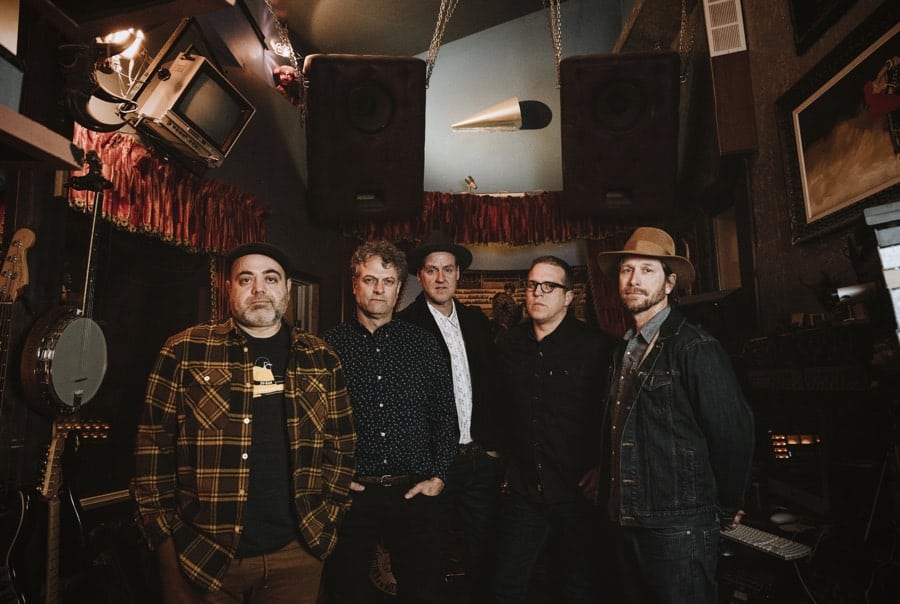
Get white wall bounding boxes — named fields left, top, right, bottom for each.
left=419, top=0, right=623, bottom=194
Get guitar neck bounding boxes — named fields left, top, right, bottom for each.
left=0, top=301, right=12, bottom=411
left=43, top=498, right=60, bottom=604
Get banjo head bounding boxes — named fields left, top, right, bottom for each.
left=22, top=307, right=109, bottom=415
left=46, top=316, right=108, bottom=410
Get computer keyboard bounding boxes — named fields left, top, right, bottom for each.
left=721, top=524, right=812, bottom=561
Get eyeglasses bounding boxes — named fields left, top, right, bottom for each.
left=525, top=280, right=569, bottom=294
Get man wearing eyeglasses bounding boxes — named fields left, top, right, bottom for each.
left=493, top=256, right=617, bottom=603
left=323, top=240, right=458, bottom=603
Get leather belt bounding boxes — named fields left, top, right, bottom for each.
left=355, top=474, right=418, bottom=487
left=457, top=442, right=482, bottom=457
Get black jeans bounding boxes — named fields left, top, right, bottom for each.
left=323, top=484, right=443, bottom=604
left=492, top=491, right=601, bottom=604
left=613, top=520, right=720, bottom=604
left=437, top=448, right=503, bottom=603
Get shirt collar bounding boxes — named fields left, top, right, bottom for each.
left=426, top=298, right=459, bottom=328
left=623, top=305, right=671, bottom=344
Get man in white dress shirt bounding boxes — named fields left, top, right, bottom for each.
left=398, top=231, right=503, bottom=603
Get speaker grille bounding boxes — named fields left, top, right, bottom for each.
left=560, top=52, right=680, bottom=219
left=304, top=54, right=426, bottom=224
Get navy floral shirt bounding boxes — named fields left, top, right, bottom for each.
left=324, top=317, right=458, bottom=480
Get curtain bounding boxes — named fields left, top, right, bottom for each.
left=68, top=124, right=268, bottom=254
left=351, top=191, right=635, bottom=245
left=352, top=190, right=631, bottom=335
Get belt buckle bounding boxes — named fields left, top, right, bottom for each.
left=379, top=474, right=392, bottom=487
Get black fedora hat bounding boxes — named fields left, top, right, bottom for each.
left=406, top=231, right=473, bottom=273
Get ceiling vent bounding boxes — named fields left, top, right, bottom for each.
left=703, top=0, right=748, bottom=56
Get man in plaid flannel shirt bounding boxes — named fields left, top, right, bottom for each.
left=131, top=242, right=356, bottom=603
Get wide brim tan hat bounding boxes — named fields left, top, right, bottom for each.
left=596, top=227, right=695, bottom=286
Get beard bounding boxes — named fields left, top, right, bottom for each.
left=622, top=283, right=668, bottom=315
left=233, top=296, right=287, bottom=329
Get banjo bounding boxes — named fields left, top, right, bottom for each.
left=21, top=151, right=109, bottom=416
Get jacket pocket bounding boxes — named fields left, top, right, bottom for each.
left=639, top=371, right=674, bottom=415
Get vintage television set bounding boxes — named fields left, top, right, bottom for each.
left=120, top=52, right=254, bottom=167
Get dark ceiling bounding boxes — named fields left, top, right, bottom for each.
left=283, top=0, right=558, bottom=56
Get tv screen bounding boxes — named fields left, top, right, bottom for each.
left=121, top=53, right=255, bottom=167
left=173, top=63, right=251, bottom=154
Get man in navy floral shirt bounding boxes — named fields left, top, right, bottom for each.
left=323, top=240, right=457, bottom=603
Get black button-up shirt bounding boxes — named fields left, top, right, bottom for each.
left=498, top=315, right=616, bottom=505
left=324, top=318, right=458, bottom=480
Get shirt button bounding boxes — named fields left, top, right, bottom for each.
left=243, top=417, right=251, bottom=424
left=241, top=453, right=249, bottom=460
left=380, top=432, right=386, bottom=437
left=234, top=526, right=242, bottom=533
left=379, top=403, right=384, bottom=408
left=243, top=346, right=248, bottom=353
left=383, top=459, right=388, bottom=464
left=203, top=375, right=210, bottom=382
left=377, top=375, right=382, bottom=381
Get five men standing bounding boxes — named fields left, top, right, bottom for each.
left=134, top=230, right=755, bottom=603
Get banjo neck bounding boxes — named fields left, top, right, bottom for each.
left=73, top=152, right=109, bottom=320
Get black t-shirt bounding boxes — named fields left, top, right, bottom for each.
left=235, top=325, right=298, bottom=557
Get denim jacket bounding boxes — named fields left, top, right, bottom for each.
left=601, top=307, right=754, bottom=527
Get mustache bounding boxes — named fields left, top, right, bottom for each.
left=624, top=288, right=649, bottom=295
left=247, top=295, right=275, bottom=305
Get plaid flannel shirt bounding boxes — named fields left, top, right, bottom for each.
left=130, top=319, right=356, bottom=592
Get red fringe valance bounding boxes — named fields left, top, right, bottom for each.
left=67, top=124, right=268, bottom=254
left=351, top=191, right=632, bottom=246
left=350, top=190, right=635, bottom=337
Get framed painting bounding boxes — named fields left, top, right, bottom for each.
left=776, top=2, right=900, bottom=243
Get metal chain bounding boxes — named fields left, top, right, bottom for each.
left=542, top=0, right=563, bottom=88
left=678, top=0, right=695, bottom=83
left=265, top=0, right=300, bottom=73
left=209, top=254, right=218, bottom=321
left=425, top=0, right=460, bottom=88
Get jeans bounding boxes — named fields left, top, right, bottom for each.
left=438, top=448, right=503, bottom=603
left=492, top=491, right=600, bottom=604
left=323, top=484, right=443, bottom=604
left=614, top=520, right=720, bottom=604
left=202, top=540, right=323, bottom=604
